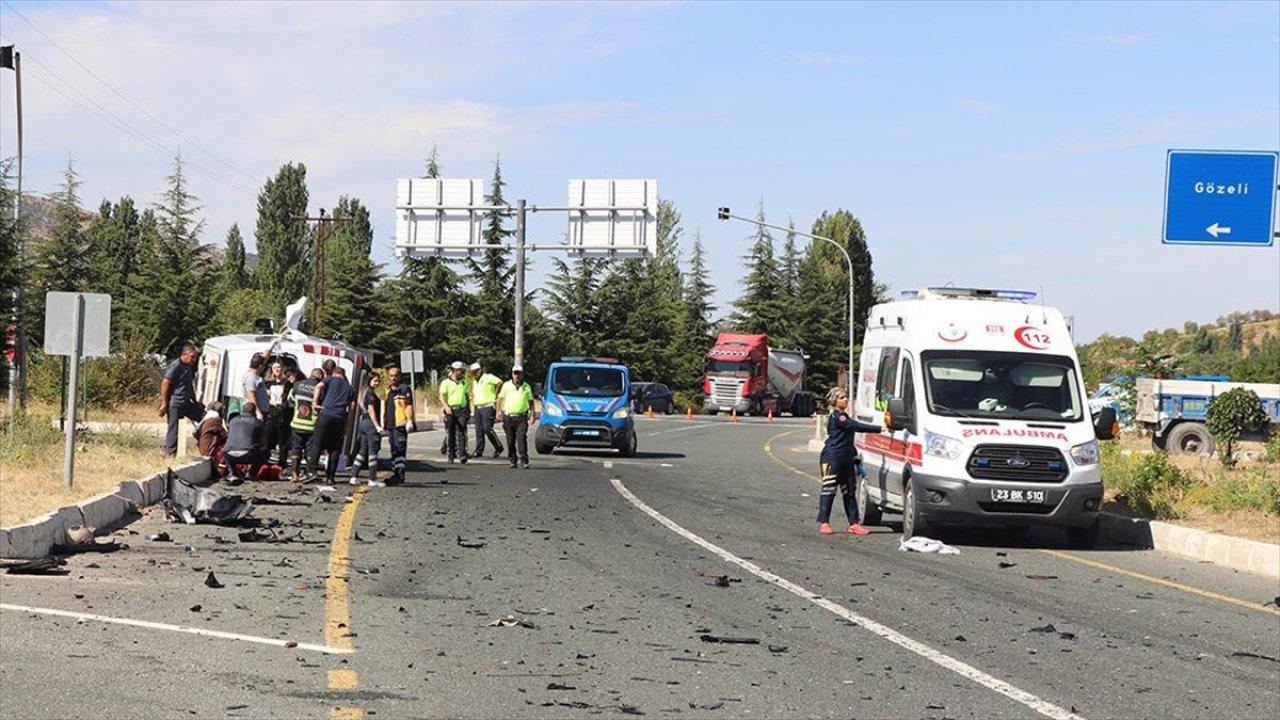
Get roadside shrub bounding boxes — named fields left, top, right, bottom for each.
left=672, top=390, right=703, bottom=415
left=1110, top=452, right=1194, bottom=518
left=1265, top=432, right=1280, bottom=464
left=25, top=338, right=163, bottom=411
left=1185, top=467, right=1280, bottom=515
left=1206, top=388, right=1268, bottom=468
left=0, top=411, right=63, bottom=469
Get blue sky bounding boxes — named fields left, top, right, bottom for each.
left=1, top=1, right=1277, bottom=341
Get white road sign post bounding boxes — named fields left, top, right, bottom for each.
left=395, top=178, right=657, bottom=368
left=400, top=349, right=424, bottom=391
left=44, top=291, right=111, bottom=488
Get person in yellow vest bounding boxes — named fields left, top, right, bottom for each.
left=470, top=361, right=505, bottom=459
left=496, top=364, right=537, bottom=469
left=438, top=361, right=472, bottom=463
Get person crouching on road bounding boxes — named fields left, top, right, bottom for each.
left=496, top=365, right=536, bottom=469
left=196, top=401, right=228, bottom=476
left=384, top=366, right=415, bottom=483
left=308, top=360, right=356, bottom=483
left=225, top=402, right=267, bottom=485
left=470, top=361, right=505, bottom=459
left=349, top=373, right=385, bottom=487
left=439, top=361, right=471, bottom=464
left=818, top=387, right=881, bottom=536
left=288, top=368, right=323, bottom=482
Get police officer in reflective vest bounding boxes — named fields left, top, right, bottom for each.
left=384, top=366, right=415, bottom=482
left=470, top=361, right=504, bottom=459
left=496, top=364, right=537, bottom=469
left=439, top=361, right=472, bottom=463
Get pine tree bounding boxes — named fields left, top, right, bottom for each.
left=131, top=154, right=215, bottom=356
left=731, top=201, right=785, bottom=335
left=220, top=223, right=250, bottom=292
left=29, top=159, right=91, bottom=345
left=544, top=256, right=607, bottom=352
left=254, top=163, right=310, bottom=318
left=793, top=208, right=876, bottom=388
left=86, top=197, right=141, bottom=303
left=682, top=231, right=715, bottom=345
left=1227, top=321, right=1244, bottom=352
left=466, top=157, right=516, bottom=366
left=320, top=196, right=382, bottom=347
left=781, top=217, right=799, bottom=297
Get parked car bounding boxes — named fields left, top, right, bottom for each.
left=632, top=382, right=676, bottom=414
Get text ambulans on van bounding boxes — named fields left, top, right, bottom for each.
left=852, top=288, right=1117, bottom=548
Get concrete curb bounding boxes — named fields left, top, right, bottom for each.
left=0, top=460, right=210, bottom=560
left=1099, top=512, right=1280, bottom=579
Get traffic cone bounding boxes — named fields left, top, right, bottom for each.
left=731, top=409, right=738, bottom=423
left=645, top=405, right=654, bottom=419
left=685, top=407, right=692, bottom=421
left=767, top=409, right=774, bottom=423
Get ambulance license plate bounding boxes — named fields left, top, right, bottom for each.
left=990, top=488, right=1046, bottom=504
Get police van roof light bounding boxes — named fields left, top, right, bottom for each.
left=920, top=287, right=1037, bottom=301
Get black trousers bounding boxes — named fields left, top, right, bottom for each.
left=817, top=459, right=859, bottom=525
left=264, top=412, right=291, bottom=461
left=307, top=413, right=347, bottom=479
left=288, top=429, right=313, bottom=476
left=473, top=405, right=503, bottom=455
left=503, top=414, right=529, bottom=464
left=445, top=407, right=469, bottom=460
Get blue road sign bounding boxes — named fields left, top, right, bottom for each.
left=1163, top=150, right=1278, bottom=246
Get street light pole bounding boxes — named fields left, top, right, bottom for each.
left=717, top=207, right=857, bottom=393
left=513, top=199, right=527, bottom=369
left=2, top=46, right=25, bottom=412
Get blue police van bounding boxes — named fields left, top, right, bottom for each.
left=535, top=357, right=637, bottom=456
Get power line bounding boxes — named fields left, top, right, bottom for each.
left=21, top=54, right=257, bottom=195
left=22, top=68, right=256, bottom=197
left=2, top=0, right=260, bottom=185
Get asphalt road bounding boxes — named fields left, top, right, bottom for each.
left=2, top=415, right=1278, bottom=719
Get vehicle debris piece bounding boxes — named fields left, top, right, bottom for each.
left=488, top=615, right=537, bottom=629
left=699, top=634, right=760, bottom=644
left=698, top=701, right=724, bottom=710
left=165, top=471, right=253, bottom=525
left=204, top=571, right=225, bottom=589
left=64, top=524, right=96, bottom=545
left=546, top=682, right=576, bottom=690
left=1, top=557, right=67, bottom=575
left=1029, top=624, right=1057, bottom=633
left=456, top=535, right=486, bottom=549
left=1025, top=574, right=1059, bottom=580
left=1231, top=651, right=1279, bottom=663
left=899, top=536, right=960, bottom=554
left=997, top=562, right=1017, bottom=569
left=148, top=532, right=171, bottom=542
left=767, top=645, right=788, bottom=653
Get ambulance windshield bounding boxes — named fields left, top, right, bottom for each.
left=921, top=351, right=1083, bottom=422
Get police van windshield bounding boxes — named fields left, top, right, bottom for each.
left=705, top=360, right=755, bottom=377
left=921, top=351, right=1083, bottom=422
left=552, top=367, right=626, bottom=398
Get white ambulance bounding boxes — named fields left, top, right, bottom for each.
left=852, top=288, right=1117, bottom=548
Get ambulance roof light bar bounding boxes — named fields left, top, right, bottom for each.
left=910, top=287, right=1038, bottom=301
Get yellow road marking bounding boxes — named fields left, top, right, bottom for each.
left=1037, top=549, right=1280, bottom=616
left=326, top=485, right=369, bottom=650
left=328, top=669, right=359, bottom=691
left=330, top=708, right=364, bottom=720
left=763, top=429, right=1279, bottom=616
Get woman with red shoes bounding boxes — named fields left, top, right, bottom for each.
left=818, top=388, right=881, bottom=536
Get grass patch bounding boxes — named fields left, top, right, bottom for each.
left=0, top=411, right=182, bottom=528
left=1101, top=435, right=1280, bottom=543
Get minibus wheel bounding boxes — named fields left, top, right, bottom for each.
left=902, top=477, right=927, bottom=540
left=855, top=472, right=882, bottom=527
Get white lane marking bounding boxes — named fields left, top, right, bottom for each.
left=644, top=422, right=726, bottom=437
left=610, top=478, right=1085, bottom=720
left=0, top=603, right=352, bottom=655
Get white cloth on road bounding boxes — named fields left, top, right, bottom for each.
left=899, top=536, right=960, bottom=555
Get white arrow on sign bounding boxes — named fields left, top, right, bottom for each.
left=1206, top=222, right=1232, bottom=238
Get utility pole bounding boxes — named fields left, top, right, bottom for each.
left=718, top=207, right=857, bottom=392
left=513, top=199, right=527, bottom=368
left=2, top=45, right=25, bottom=413
left=293, top=209, right=350, bottom=334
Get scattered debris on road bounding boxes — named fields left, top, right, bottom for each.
left=899, top=536, right=960, bottom=555
left=456, top=535, right=486, bottom=549
left=1, top=557, right=67, bottom=575
left=165, top=471, right=253, bottom=525
left=204, top=571, right=224, bottom=589
left=699, top=634, right=760, bottom=644
left=488, top=615, right=537, bottom=629
left=147, top=532, right=171, bottom=542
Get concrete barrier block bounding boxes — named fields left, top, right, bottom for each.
left=76, top=492, right=133, bottom=534
left=0, top=520, right=55, bottom=559
left=139, top=473, right=167, bottom=506
left=116, top=481, right=146, bottom=507
left=172, top=460, right=212, bottom=487
left=46, top=506, right=86, bottom=547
